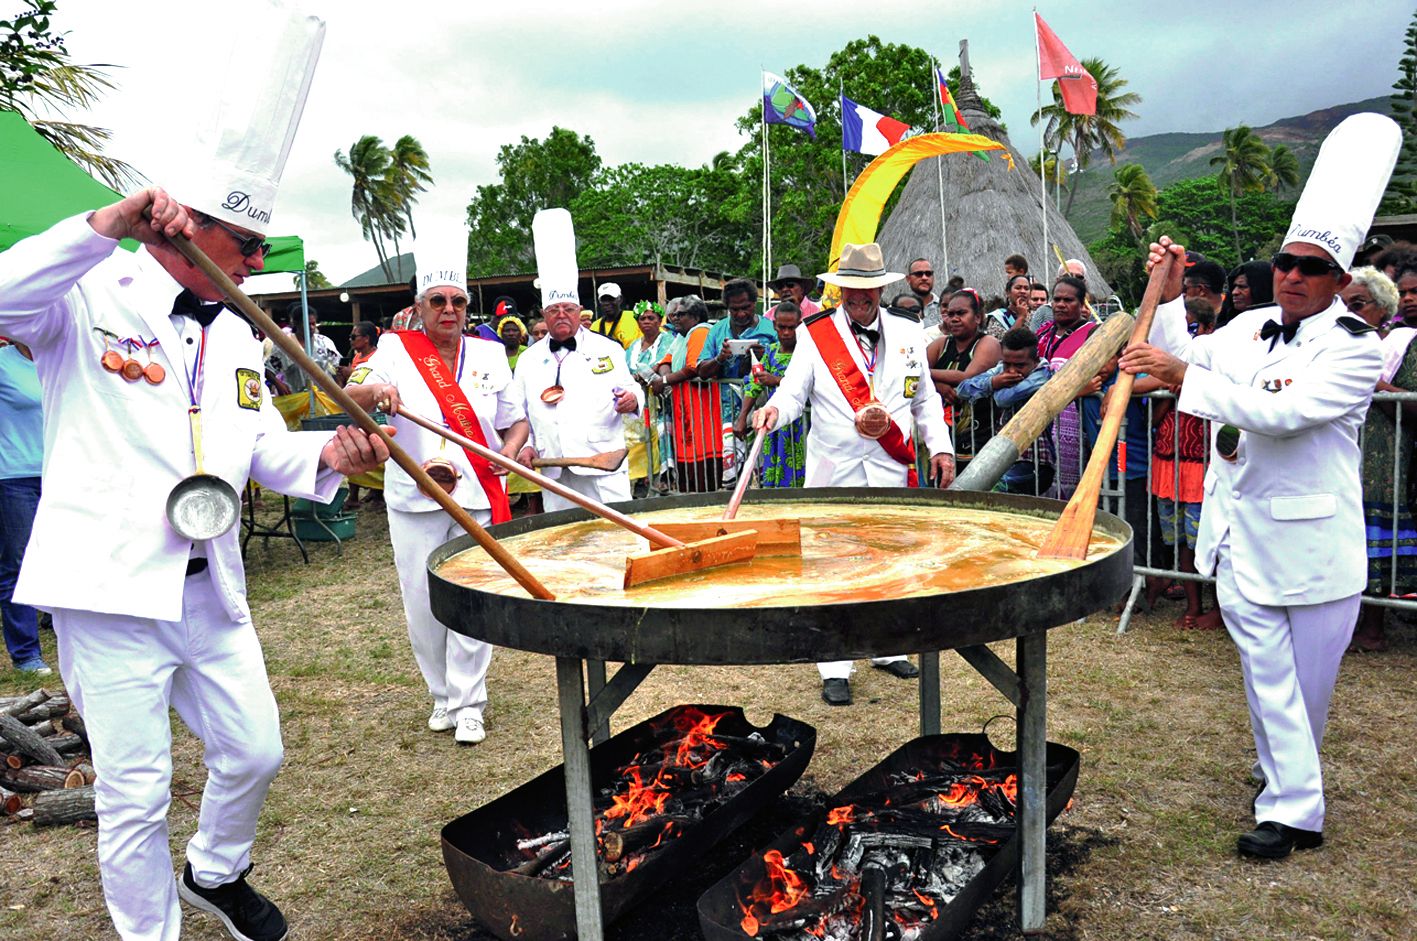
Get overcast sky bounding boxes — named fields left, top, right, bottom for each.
left=48, top=0, right=1412, bottom=288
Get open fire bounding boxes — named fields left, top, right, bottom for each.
left=706, top=736, right=1079, bottom=941
left=506, top=707, right=794, bottom=882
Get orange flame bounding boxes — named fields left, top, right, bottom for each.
left=913, top=888, right=939, bottom=920
left=826, top=805, right=855, bottom=826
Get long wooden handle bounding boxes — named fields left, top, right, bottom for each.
left=1037, top=254, right=1176, bottom=559
left=394, top=406, right=685, bottom=549
left=724, top=429, right=768, bottom=520
left=165, top=232, right=556, bottom=600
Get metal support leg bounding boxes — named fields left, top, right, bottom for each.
left=586, top=659, right=609, bottom=745
left=918, top=651, right=940, bottom=736
left=1016, top=632, right=1047, bottom=935
left=555, top=656, right=605, bottom=941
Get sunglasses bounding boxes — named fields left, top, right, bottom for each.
left=1271, top=252, right=1342, bottom=278
left=909, top=270, right=934, bottom=278
left=427, top=293, right=469, bottom=311
left=207, top=215, right=271, bottom=258
left=1344, top=296, right=1374, bottom=312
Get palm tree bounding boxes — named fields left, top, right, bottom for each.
left=4, top=59, right=141, bottom=189
left=294, top=259, right=331, bottom=290
left=1031, top=57, right=1142, bottom=215
left=1108, top=163, right=1158, bottom=241
left=1029, top=152, right=1069, bottom=209
left=1210, top=125, right=1271, bottom=258
left=1267, top=144, right=1301, bottom=194
left=385, top=135, right=433, bottom=240
left=334, top=135, right=397, bottom=279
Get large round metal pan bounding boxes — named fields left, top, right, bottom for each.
left=427, top=488, right=1132, bottom=666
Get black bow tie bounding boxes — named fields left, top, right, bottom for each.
left=549, top=336, right=577, bottom=353
left=172, top=289, right=224, bottom=328
left=1259, top=319, right=1300, bottom=350
left=850, top=321, right=880, bottom=347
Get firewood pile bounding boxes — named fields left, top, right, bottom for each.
left=0, top=688, right=97, bottom=827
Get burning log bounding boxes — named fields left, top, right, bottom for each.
left=511, top=840, right=570, bottom=878
left=32, top=785, right=96, bottom=826
left=860, top=864, right=886, bottom=941
left=516, top=830, right=568, bottom=851
left=1, top=689, right=50, bottom=718
left=602, top=815, right=694, bottom=863
left=0, top=714, right=64, bottom=767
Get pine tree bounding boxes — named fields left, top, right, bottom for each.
left=1379, top=10, right=1417, bottom=215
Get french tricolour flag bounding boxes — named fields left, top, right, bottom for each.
left=840, top=94, right=912, bottom=156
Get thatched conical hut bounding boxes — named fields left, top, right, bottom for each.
left=875, top=51, right=1113, bottom=304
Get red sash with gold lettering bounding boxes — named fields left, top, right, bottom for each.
left=396, top=331, right=511, bottom=523
left=805, top=314, right=918, bottom=484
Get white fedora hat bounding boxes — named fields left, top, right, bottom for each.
left=819, top=243, right=902, bottom=289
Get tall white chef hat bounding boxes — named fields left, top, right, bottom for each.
left=413, top=212, right=468, bottom=296
left=1283, top=113, right=1401, bottom=270
left=533, top=208, right=580, bottom=308
left=165, top=0, right=324, bottom=234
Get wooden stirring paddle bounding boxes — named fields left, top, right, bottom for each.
left=1037, top=252, right=1176, bottom=560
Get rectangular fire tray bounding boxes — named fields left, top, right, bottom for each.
left=697, top=733, right=1079, bottom=941
left=442, top=704, right=817, bottom=941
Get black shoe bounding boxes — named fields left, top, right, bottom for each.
left=821, top=678, right=852, bottom=706
left=872, top=659, right=920, bottom=679
left=179, top=863, right=288, bottom=941
left=1236, top=821, right=1323, bottom=860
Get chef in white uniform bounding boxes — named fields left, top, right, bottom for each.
left=0, top=10, right=389, bottom=940
left=345, top=219, right=528, bottom=745
left=1120, top=113, right=1401, bottom=860
left=753, top=242, right=954, bottom=706
left=515, top=209, right=640, bottom=512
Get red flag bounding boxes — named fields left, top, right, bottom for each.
left=1034, top=12, right=1097, bottom=116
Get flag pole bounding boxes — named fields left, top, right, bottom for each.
left=1034, top=8, right=1049, bottom=284
left=931, top=57, right=950, bottom=281
left=839, top=78, right=849, bottom=200
left=760, top=70, right=768, bottom=301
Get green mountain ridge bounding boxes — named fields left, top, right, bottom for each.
left=1063, top=95, right=1394, bottom=243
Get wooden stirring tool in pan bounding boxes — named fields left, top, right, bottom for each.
left=159, top=229, right=557, bottom=600
left=392, top=406, right=760, bottom=588
left=1037, top=252, right=1175, bottom=560
left=651, top=426, right=802, bottom=553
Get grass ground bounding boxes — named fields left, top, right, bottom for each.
left=1, top=503, right=1413, bottom=940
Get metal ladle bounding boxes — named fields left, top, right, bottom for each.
left=165, top=404, right=241, bottom=540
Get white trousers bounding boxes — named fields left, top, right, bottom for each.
left=388, top=506, right=493, bottom=719
left=1214, top=544, right=1357, bottom=831
left=53, top=575, right=283, bottom=941
left=817, top=656, right=909, bottom=680
left=542, top=470, right=632, bottom=514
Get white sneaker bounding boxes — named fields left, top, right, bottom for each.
left=455, top=713, right=486, bottom=744
left=428, top=705, right=455, bottom=732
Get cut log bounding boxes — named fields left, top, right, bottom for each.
left=35, top=720, right=59, bottom=738
left=1, top=785, right=22, bottom=816
left=1, top=688, right=51, bottom=718
left=49, top=734, right=84, bottom=756
left=16, top=698, right=71, bottom=725
left=69, top=762, right=97, bottom=786
left=0, top=764, right=74, bottom=792
left=511, top=839, right=569, bottom=877
left=33, top=785, right=96, bottom=826
left=4, top=753, right=22, bottom=770
left=0, top=714, right=64, bottom=766
left=601, top=815, right=694, bottom=863
left=60, top=713, right=89, bottom=751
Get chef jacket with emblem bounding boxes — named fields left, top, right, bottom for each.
left=766, top=306, right=952, bottom=486
left=0, top=213, right=343, bottom=623
left=353, top=332, right=524, bottom=512
left=1148, top=295, right=1381, bottom=606
left=514, top=327, right=642, bottom=478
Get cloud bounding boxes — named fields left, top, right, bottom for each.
left=45, top=0, right=1411, bottom=286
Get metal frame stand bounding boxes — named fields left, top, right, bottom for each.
left=549, top=634, right=1052, bottom=940
left=240, top=482, right=309, bottom=563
